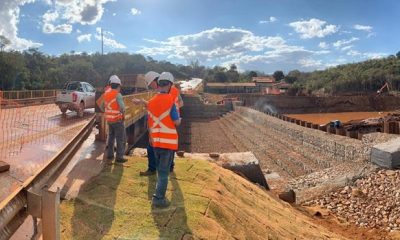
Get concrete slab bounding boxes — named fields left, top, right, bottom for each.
left=371, top=137, right=400, bottom=169
left=218, top=152, right=270, bottom=190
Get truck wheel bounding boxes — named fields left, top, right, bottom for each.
left=77, top=102, right=84, bottom=117
left=60, top=107, right=67, bottom=114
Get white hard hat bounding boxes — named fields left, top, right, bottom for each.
left=158, top=72, right=174, bottom=84
left=109, top=75, right=121, bottom=85
left=144, top=71, right=160, bottom=86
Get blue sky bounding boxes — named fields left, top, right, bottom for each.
left=1, top=0, right=399, bottom=73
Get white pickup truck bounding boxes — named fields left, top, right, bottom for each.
left=56, top=81, right=96, bottom=117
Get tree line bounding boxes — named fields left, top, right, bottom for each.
left=0, top=47, right=266, bottom=91
left=283, top=52, right=400, bottom=95
left=1, top=39, right=400, bottom=95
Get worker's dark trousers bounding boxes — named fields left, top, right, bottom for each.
left=107, top=121, right=126, bottom=160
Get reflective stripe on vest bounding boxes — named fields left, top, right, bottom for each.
left=104, top=90, right=123, bottom=123
left=147, top=94, right=178, bottom=150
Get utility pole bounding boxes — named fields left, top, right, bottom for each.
left=101, top=28, right=104, bottom=55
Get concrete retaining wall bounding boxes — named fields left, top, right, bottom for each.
left=233, top=94, right=400, bottom=114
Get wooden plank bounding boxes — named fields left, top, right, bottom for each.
left=0, top=161, right=10, bottom=173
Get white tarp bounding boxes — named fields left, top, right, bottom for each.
left=179, top=78, right=203, bottom=91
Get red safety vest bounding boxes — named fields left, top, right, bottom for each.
left=104, top=89, right=123, bottom=123
left=147, top=94, right=178, bottom=150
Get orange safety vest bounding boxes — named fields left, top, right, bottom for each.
left=147, top=94, right=178, bottom=150
left=169, top=85, right=181, bottom=110
left=104, top=89, right=124, bottom=123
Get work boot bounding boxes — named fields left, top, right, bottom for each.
left=115, top=158, right=128, bottom=164
left=140, top=170, right=156, bottom=176
left=152, top=197, right=170, bottom=208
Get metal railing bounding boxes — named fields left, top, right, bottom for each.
left=123, top=92, right=155, bottom=126
left=0, top=116, right=96, bottom=240
left=1, top=90, right=59, bottom=100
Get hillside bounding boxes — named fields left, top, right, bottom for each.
left=288, top=55, right=400, bottom=94
left=60, top=157, right=347, bottom=239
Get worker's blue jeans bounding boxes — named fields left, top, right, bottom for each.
left=147, top=144, right=157, bottom=171
left=147, top=144, right=174, bottom=172
left=106, top=121, right=126, bottom=160
left=152, top=147, right=174, bottom=202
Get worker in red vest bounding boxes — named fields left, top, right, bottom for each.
left=147, top=72, right=181, bottom=208
left=102, top=75, right=127, bottom=163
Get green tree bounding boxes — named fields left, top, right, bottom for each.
left=396, top=51, right=400, bottom=59
left=248, top=71, right=258, bottom=79
left=273, top=70, right=284, bottom=81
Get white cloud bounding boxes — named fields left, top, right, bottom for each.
left=289, top=18, right=339, bottom=39
left=42, top=9, right=73, bottom=34
left=353, top=24, right=373, bottom=32
left=333, top=37, right=359, bottom=48
left=131, top=8, right=141, bottom=16
left=341, top=45, right=353, bottom=51
left=259, top=16, right=277, bottom=24
left=347, top=50, right=386, bottom=59
left=367, top=32, right=376, bottom=38
left=138, top=27, right=329, bottom=73
left=95, top=27, right=126, bottom=49
left=60, top=0, right=115, bottom=25
left=43, top=10, right=59, bottom=22
left=43, top=23, right=73, bottom=34
left=0, top=0, right=43, bottom=50
left=41, top=0, right=115, bottom=30
left=112, top=13, right=116, bottom=16
left=139, top=28, right=292, bottom=60
left=77, top=33, right=92, bottom=42
left=76, top=29, right=81, bottom=33
left=298, top=58, right=324, bottom=68
left=318, top=42, right=329, bottom=49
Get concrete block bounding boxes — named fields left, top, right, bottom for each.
left=219, top=152, right=269, bottom=190
left=371, top=137, right=400, bottom=168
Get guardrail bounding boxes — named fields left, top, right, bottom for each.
left=123, top=92, right=154, bottom=126
left=0, top=90, right=59, bottom=108
left=0, top=90, right=59, bottom=100
left=0, top=116, right=96, bottom=240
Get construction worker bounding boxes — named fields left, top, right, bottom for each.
left=102, top=75, right=127, bottom=163
left=147, top=72, right=181, bottom=208
left=137, top=71, right=160, bottom=176
left=133, top=71, right=181, bottom=173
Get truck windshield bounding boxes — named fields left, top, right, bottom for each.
left=65, top=82, right=80, bottom=91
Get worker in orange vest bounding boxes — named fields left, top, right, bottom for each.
left=147, top=72, right=181, bottom=208
left=102, top=75, right=127, bottom=163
